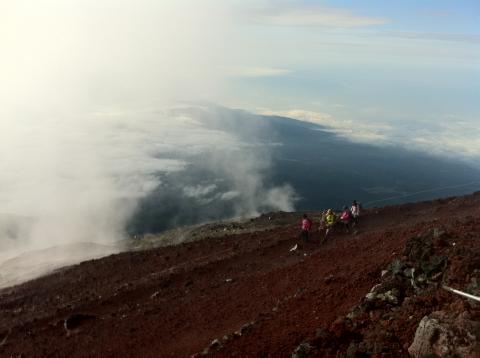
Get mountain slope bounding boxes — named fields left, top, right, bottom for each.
left=1, top=192, right=479, bottom=357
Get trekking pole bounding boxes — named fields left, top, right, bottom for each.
left=442, top=285, right=480, bottom=303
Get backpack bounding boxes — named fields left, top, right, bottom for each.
left=306, top=218, right=312, bottom=230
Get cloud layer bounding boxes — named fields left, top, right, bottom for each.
left=0, top=1, right=295, bottom=285
left=260, top=109, right=480, bottom=167
left=249, top=4, right=389, bottom=28
left=0, top=104, right=297, bottom=244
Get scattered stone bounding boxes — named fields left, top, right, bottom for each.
left=64, top=313, right=96, bottom=331
left=383, top=289, right=400, bottom=305
left=292, top=342, right=313, bottom=358
left=225, top=278, right=233, bottom=283
left=240, top=322, right=254, bottom=335
left=233, top=321, right=255, bottom=337
left=233, top=330, right=242, bottom=337
left=403, top=267, right=415, bottom=278
left=209, top=338, right=222, bottom=351
left=346, top=305, right=364, bottom=320
left=324, top=274, right=335, bottom=284
left=416, top=274, right=427, bottom=283
left=432, top=228, right=446, bottom=239
left=390, top=259, right=406, bottom=276
left=150, top=291, right=161, bottom=299
left=201, top=347, right=210, bottom=356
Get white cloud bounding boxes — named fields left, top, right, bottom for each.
left=407, top=116, right=480, bottom=162
left=0, top=104, right=299, bottom=286
left=380, top=31, right=480, bottom=44
left=220, top=191, right=240, bottom=201
left=251, top=6, right=389, bottom=28
left=0, top=1, right=232, bottom=108
left=183, top=184, right=218, bottom=198
left=234, top=67, right=292, bottom=77
left=259, top=109, right=480, bottom=167
left=263, top=185, right=296, bottom=212
left=258, top=109, right=391, bottom=143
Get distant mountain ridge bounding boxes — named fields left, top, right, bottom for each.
left=128, top=106, right=480, bottom=234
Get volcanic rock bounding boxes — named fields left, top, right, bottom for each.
left=408, top=311, right=480, bottom=357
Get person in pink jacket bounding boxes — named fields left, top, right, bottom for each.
left=300, top=214, right=312, bottom=242
left=340, top=206, right=352, bottom=233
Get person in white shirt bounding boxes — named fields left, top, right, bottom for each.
left=350, top=200, right=360, bottom=226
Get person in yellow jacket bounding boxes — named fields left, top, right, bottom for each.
left=323, top=209, right=337, bottom=242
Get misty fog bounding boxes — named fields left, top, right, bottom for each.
left=0, top=1, right=292, bottom=286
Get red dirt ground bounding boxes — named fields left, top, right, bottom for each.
left=1, top=192, right=479, bottom=357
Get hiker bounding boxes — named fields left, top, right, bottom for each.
left=300, top=214, right=313, bottom=243
left=340, top=206, right=352, bottom=233
left=324, top=209, right=337, bottom=241
left=351, top=200, right=360, bottom=226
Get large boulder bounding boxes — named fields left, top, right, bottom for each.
left=408, top=311, right=480, bottom=357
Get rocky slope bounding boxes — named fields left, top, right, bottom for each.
left=0, top=193, right=479, bottom=357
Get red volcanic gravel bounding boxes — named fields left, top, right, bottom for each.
left=1, top=192, right=480, bottom=357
